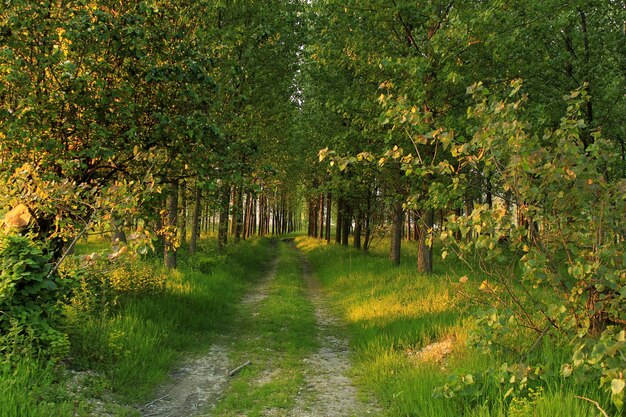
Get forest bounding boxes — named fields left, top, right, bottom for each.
left=0, top=1, right=625, bottom=416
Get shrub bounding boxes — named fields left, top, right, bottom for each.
left=108, top=259, right=167, bottom=294
left=439, top=84, right=625, bottom=411
left=193, top=255, right=227, bottom=274
left=0, top=234, right=69, bottom=359
left=63, top=253, right=167, bottom=314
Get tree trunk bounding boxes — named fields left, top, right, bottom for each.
left=308, top=198, right=314, bottom=237
left=353, top=210, right=362, bottom=249
left=155, top=205, right=165, bottom=255
left=218, top=184, right=230, bottom=251
left=417, top=209, right=434, bottom=273
left=111, top=217, right=127, bottom=245
left=325, top=192, right=332, bottom=243
left=234, top=185, right=243, bottom=243
left=406, top=210, right=411, bottom=241
left=335, top=197, right=343, bottom=243
left=179, top=180, right=187, bottom=246
left=243, top=192, right=251, bottom=240
left=258, top=195, right=264, bottom=235
left=251, top=196, right=257, bottom=237
left=189, top=185, right=202, bottom=255
left=454, top=207, right=462, bottom=241
left=318, top=194, right=324, bottom=239
left=363, top=189, right=372, bottom=251
left=341, top=201, right=351, bottom=246
left=389, top=201, right=403, bottom=265
left=164, top=180, right=179, bottom=269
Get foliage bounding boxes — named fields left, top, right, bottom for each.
left=439, top=83, right=626, bottom=410
left=297, top=236, right=602, bottom=416
left=0, top=234, right=69, bottom=359
left=62, top=252, right=167, bottom=318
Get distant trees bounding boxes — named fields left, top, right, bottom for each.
left=1, top=0, right=308, bottom=267
left=304, top=0, right=625, bottom=274
left=303, top=1, right=625, bottom=409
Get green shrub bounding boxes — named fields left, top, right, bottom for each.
left=63, top=252, right=168, bottom=308
left=192, top=254, right=227, bottom=274
left=108, top=259, right=167, bottom=294
left=439, top=85, right=625, bottom=412
left=0, top=234, right=69, bottom=359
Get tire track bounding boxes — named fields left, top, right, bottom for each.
left=291, top=251, right=380, bottom=417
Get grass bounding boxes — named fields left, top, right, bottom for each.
left=1, top=233, right=615, bottom=416
left=211, top=241, right=319, bottom=416
left=0, top=358, right=84, bottom=417
left=0, top=237, right=273, bottom=416
left=296, top=235, right=603, bottom=417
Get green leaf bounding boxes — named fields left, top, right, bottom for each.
left=612, top=379, right=625, bottom=396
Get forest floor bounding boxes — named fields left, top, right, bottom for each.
left=138, top=240, right=378, bottom=417
left=6, top=236, right=601, bottom=417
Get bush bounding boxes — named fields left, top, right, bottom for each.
left=439, top=84, right=625, bottom=412
left=0, top=234, right=69, bottom=359
left=192, top=255, right=227, bottom=274
left=63, top=253, right=167, bottom=315
left=108, top=259, right=167, bottom=294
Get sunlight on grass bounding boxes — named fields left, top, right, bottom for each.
left=346, top=284, right=451, bottom=326
left=295, top=236, right=604, bottom=417
left=62, top=237, right=272, bottom=404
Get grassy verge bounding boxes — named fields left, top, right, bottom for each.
left=211, top=241, right=318, bottom=417
left=296, top=236, right=600, bottom=417
left=0, top=237, right=272, bottom=416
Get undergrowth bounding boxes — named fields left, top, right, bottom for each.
left=0, top=237, right=271, bottom=415
left=296, top=236, right=603, bottom=417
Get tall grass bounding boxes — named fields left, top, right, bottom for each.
left=66, top=238, right=272, bottom=401
left=0, top=237, right=272, bottom=415
left=296, top=236, right=601, bottom=417
left=0, top=358, right=84, bottom=417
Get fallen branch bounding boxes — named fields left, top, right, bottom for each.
left=228, top=361, right=252, bottom=377
left=143, top=394, right=171, bottom=410
left=574, top=395, right=609, bottom=417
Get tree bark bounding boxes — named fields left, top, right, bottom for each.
left=325, top=192, right=332, bottom=243
left=389, top=201, right=403, bottom=265
left=318, top=194, right=325, bottom=239
left=189, top=185, right=202, bottom=255
left=111, top=217, right=127, bottom=245
left=354, top=210, right=362, bottom=249
left=363, top=189, right=372, bottom=251
left=218, top=183, right=230, bottom=251
left=335, top=197, right=343, bottom=243
left=251, top=195, right=257, bottom=237
left=179, top=180, right=187, bottom=246
left=341, top=201, right=351, bottom=246
left=164, top=180, right=179, bottom=269
left=417, top=209, right=434, bottom=273
left=234, top=185, right=244, bottom=243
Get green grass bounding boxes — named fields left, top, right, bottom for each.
left=0, top=358, right=82, bottom=417
left=296, top=236, right=603, bottom=417
left=1, top=234, right=614, bottom=416
left=0, top=237, right=272, bottom=416
left=211, top=241, right=319, bottom=416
